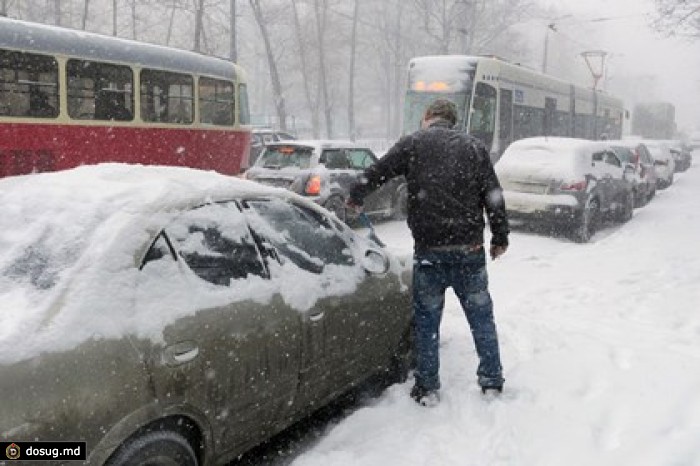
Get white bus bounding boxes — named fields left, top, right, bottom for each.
left=403, top=55, right=625, bottom=162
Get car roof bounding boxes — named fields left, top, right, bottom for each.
left=264, top=139, right=371, bottom=152
left=506, top=137, right=611, bottom=156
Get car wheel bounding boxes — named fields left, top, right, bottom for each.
left=324, top=195, right=347, bottom=223
left=647, top=187, right=656, bottom=203
left=617, top=192, right=634, bottom=223
left=571, top=198, right=599, bottom=243
left=391, top=184, right=408, bottom=220
left=106, top=430, right=198, bottom=466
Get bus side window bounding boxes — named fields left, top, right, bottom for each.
left=141, top=69, right=193, bottom=125
left=67, top=59, right=133, bottom=121
left=199, top=77, right=234, bottom=126
left=0, top=49, right=58, bottom=118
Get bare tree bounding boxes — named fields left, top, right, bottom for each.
left=654, top=0, right=700, bottom=38
left=312, top=0, right=333, bottom=137
left=249, top=0, right=288, bottom=130
left=81, top=0, right=91, bottom=30
left=291, top=0, right=320, bottom=137
left=347, top=0, right=360, bottom=140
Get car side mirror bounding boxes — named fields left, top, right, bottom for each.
left=362, top=249, right=389, bottom=274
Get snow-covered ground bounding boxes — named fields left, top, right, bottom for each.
left=292, top=156, right=700, bottom=466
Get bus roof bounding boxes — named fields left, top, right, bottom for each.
left=0, top=17, right=242, bottom=81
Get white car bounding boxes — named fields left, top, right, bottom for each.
left=496, top=137, right=635, bottom=242
left=641, top=140, right=675, bottom=189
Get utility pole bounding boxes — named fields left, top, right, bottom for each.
left=54, top=0, right=61, bottom=26
left=230, top=0, right=237, bottom=62
left=112, top=0, right=118, bottom=36
left=1, top=0, right=7, bottom=17
left=542, top=23, right=556, bottom=74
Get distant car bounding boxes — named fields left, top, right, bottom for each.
left=248, top=128, right=297, bottom=168
left=0, top=164, right=412, bottom=465
left=641, top=140, right=675, bottom=189
left=495, top=137, right=635, bottom=243
left=662, top=140, right=692, bottom=172
left=245, top=140, right=408, bottom=222
left=609, top=140, right=657, bottom=207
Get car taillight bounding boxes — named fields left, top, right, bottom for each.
left=560, top=180, right=587, bottom=191
left=305, top=175, right=322, bottom=195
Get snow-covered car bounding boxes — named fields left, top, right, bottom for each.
left=609, top=140, right=657, bottom=207
left=661, top=140, right=692, bottom=172
left=245, top=140, right=408, bottom=222
left=0, top=164, right=412, bottom=465
left=495, top=137, right=635, bottom=242
left=641, top=140, right=676, bottom=189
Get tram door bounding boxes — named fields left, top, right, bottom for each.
left=498, top=89, right=513, bottom=157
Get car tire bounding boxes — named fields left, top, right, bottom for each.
left=617, top=191, right=634, bottom=223
left=391, top=184, right=408, bottom=220
left=571, top=198, right=599, bottom=243
left=324, top=195, right=347, bottom=223
left=647, top=187, right=656, bottom=203
left=384, top=325, right=414, bottom=386
left=106, top=430, right=198, bottom=466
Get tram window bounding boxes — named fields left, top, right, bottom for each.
left=199, top=77, right=234, bottom=126
left=0, top=50, right=58, bottom=118
left=67, top=60, right=133, bottom=121
left=238, top=83, right=250, bottom=125
left=140, top=69, right=193, bottom=124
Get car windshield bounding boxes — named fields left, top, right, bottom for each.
left=257, top=146, right=313, bottom=169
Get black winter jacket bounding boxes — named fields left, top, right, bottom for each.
left=349, top=119, right=509, bottom=251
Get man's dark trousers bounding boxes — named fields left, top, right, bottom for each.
left=412, top=248, right=503, bottom=391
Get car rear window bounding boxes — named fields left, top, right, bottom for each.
left=257, top=146, right=313, bottom=169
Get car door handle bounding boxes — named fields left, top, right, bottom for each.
left=163, top=341, right=200, bottom=366
left=308, top=311, right=325, bottom=322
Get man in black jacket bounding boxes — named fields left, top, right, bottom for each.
left=348, top=99, right=509, bottom=406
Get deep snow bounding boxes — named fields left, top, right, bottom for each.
left=291, top=155, right=700, bottom=466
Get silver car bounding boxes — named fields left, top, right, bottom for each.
left=0, top=164, right=412, bottom=465
left=245, top=140, right=408, bottom=223
left=496, top=137, right=635, bottom=242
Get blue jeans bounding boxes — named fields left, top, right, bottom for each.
left=412, top=248, right=503, bottom=391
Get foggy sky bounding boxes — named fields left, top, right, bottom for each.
left=536, top=0, right=700, bottom=133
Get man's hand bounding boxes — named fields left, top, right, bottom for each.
left=346, top=199, right=363, bottom=214
left=490, top=244, right=508, bottom=261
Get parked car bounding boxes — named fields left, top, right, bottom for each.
left=688, top=131, right=700, bottom=150
left=495, top=137, right=635, bottom=242
left=609, top=140, right=657, bottom=207
left=661, top=140, right=692, bottom=172
left=641, top=140, right=675, bottom=189
left=248, top=128, right=297, bottom=168
left=245, top=140, right=408, bottom=222
left=0, top=164, right=412, bottom=465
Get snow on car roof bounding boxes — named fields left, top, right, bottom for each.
left=497, top=138, right=610, bottom=180
left=0, top=164, right=365, bottom=364
left=266, top=139, right=371, bottom=151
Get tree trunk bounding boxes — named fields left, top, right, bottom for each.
left=249, top=0, right=288, bottom=131
left=130, top=0, right=137, bottom=39
left=391, top=2, right=403, bottom=138
left=347, top=0, right=360, bottom=140
left=194, top=0, right=204, bottom=52
left=112, top=0, right=118, bottom=35
left=292, top=0, right=320, bottom=137
left=1, top=0, right=8, bottom=16
left=230, top=0, right=237, bottom=61
left=81, top=0, right=90, bottom=30
left=166, top=5, right=177, bottom=45
left=54, top=0, right=61, bottom=26
left=313, top=0, right=332, bottom=138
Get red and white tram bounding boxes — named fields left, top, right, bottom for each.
left=0, top=17, right=251, bottom=178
